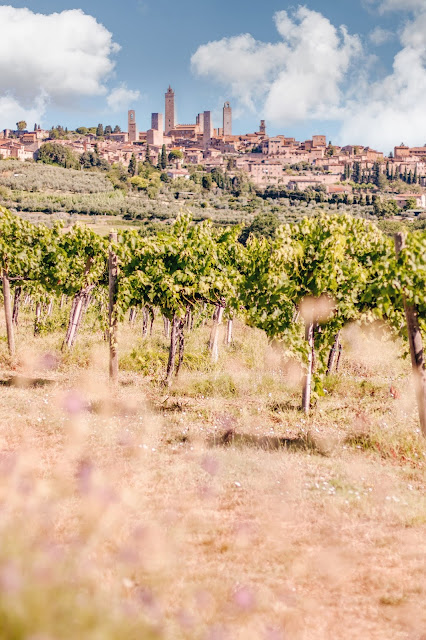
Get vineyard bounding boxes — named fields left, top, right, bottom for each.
left=1, top=206, right=426, bottom=639
left=1, top=206, right=425, bottom=428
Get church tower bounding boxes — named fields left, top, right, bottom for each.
left=165, top=86, right=175, bottom=135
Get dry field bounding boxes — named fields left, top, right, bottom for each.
left=0, top=307, right=425, bottom=640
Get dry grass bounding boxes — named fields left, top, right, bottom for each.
left=0, top=306, right=425, bottom=640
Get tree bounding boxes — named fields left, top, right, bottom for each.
left=405, top=197, right=417, bottom=211
left=352, top=162, right=361, bottom=183
left=239, top=212, right=280, bottom=245
left=372, top=162, right=381, bottom=186
left=202, top=174, right=212, bottom=190
left=377, top=173, right=388, bottom=190
left=161, top=144, right=167, bottom=169
left=373, top=198, right=399, bottom=218
left=76, top=127, right=88, bottom=135
left=38, top=142, right=79, bottom=169
left=168, top=149, right=183, bottom=162
left=16, top=121, right=27, bottom=131
left=113, top=125, right=121, bottom=133
left=104, top=125, right=112, bottom=135
left=96, top=123, right=104, bottom=137
left=145, top=144, right=152, bottom=165
left=128, top=153, right=137, bottom=177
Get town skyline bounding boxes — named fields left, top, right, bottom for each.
left=0, top=1, right=425, bottom=152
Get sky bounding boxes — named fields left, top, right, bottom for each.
left=0, top=0, right=425, bottom=152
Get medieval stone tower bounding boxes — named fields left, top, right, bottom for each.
left=259, top=120, right=266, bottom=135
left=128, top=110, right=138, bottom=142
left=223, top=102, right=232, bottom=136
left=165, top=86, right=175, bottom=135
left=203, top=110, right=212, bottom=149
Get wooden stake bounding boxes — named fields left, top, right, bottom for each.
left=302, top=320, right=314, bottom=414
left=326, top=331, right=340, bottom=375
left=395, top=233, right=426, bottom=436
left=163, top=316, right=170, bottom=338
left=12, top=286, right=21, bottom=327
left=225, top=317, right=233, bottom=346
left=165, top=315, right=178, bottom=387
left=109, top=231, right=119, bottom=384
left=34, top=302, right=42, bottom=336
left=209, top=304, right=224, bottom=362
left=2, top=269, right=15, bottom=356
left=175, top=318, right=186, bottom=378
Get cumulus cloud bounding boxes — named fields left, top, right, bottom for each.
left=340, top=9, right=426, bottom=150
left=375, top=0, right=425, bottom=12
left=107, top=85, right=141, bottom=112
left=0, top=6, right=124, bottom=127
left=369, top=26, right=393, bottom=45
left=192, top=7, right=361, bottom=124
left=0, top=94, right=47, bottom=131
left=192, top=4, right=426, bottom=151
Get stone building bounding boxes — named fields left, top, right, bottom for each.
left=196, top=113, right=204, bottom=134
left=223, top=102, right=232, bottom=137
left=203, top=111, right=212, bottom=150
left=128, top=110, right=138, bottom=143
left=147, top=113, right=164, bottom=146
left=165, top=86, right=175, bottom=135
left=151, top=113, right=163, bottom=133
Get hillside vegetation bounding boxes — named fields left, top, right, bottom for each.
left=0, top=159, right=384, bottom=228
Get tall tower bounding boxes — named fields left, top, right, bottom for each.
left=128, top=110, right=138, bottom=142
left=196, top=113, right=204, bottom=134
left=203, top=111, right=212, bottom=149
left=259, top=120, right=266, bottom=135
left=165, top=86, right=175, bottom=135
left=151, top=113, right=163, bottom=132
left=223, top=102, right=232, bottom=137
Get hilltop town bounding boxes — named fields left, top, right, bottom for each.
left=1, top=86, right=426, bottom=216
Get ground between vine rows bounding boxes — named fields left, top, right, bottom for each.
left=0, top=311, right=425, bottom=640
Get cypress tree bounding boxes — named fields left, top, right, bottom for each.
left=161, top=144, right=167, bottom=169
left=353, top=162, right=361, bottom=183
left=373, top=162, right=380, bottom=186
left=128, top=153, right=137, bottom=176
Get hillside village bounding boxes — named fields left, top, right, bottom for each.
left=1, top=86, right=426, bottom=213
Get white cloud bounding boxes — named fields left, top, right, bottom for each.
left=0, top=94, right=47, bottom=131
left=375, top=0, right=425, bottom=12
left=191, top=7, right=361, bottom=124
left=192, top=4, right=426, bottom=151
left=339, top=9, right=426, bottom=150
left=0, top=6, right=122, bottom=127
left=369, top=26, right=393, bottom=45
left=107, top=85, right=141, bottom=112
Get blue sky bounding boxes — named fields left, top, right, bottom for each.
left=0, top=0, right=425, bottom=151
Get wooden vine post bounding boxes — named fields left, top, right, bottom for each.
left=394, top=232, right=426, bottom=436
left=109, top=231, right=119, bottom=384
left=302, top=318, right=314, bottom=414
left=2, top=268, right=15, bottom=356
left=209, top=303, right=225, bottom=363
